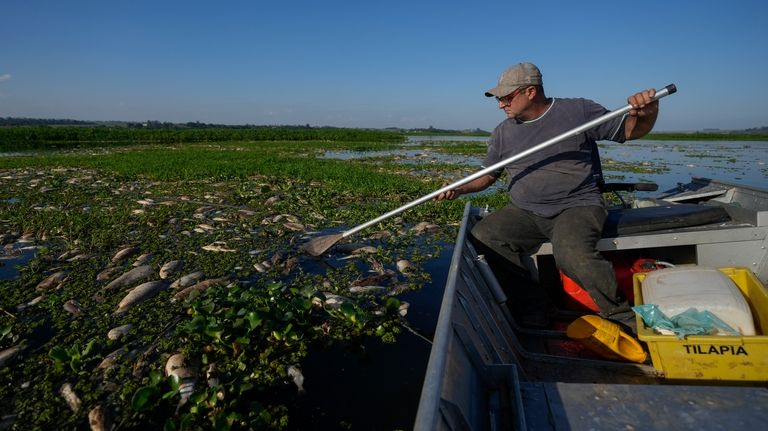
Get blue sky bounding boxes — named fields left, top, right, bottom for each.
left=2, top=0, right=767, bottom=132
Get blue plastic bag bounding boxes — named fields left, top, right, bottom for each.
left=632, top=304, right=740, bottom=339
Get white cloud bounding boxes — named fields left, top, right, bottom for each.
left=0, top=73, right=11, bottom=82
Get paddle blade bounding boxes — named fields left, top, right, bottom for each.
left=301, top=233, right=344, bottom=256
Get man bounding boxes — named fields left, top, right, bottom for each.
left=436, top=62, right=659, bottom=329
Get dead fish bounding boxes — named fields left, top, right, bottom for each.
left=283, top=222, right=305, bottom=231
left=206, top=363, right=219, bottom=388
left=159, top=260, right=184, bottom=279
left=367, top=230, right=392, bottom=240
left=59, top=383, right=82, bottom=412
left=352, top=270, right=395, bottom=287
left=399, top=302, right=410, bottom=317
left=63, top=299, right=84, bottom=316
left=264, top=196, right=279, bottom=205
left=88, top=405, right=112, bottom=431
left=237, top=209, right=256, bottom=219
left=96, top=347, right=128, bottom=371
left=57, top=249, right=81, bottom=261
left=171, top=277, right=229, bottom=302
left=282, top=257, right=298, bottom=274
left=111, top=246, right=140, bottom=263
left=412, top=222, right=440, bottom=234
left=170, top=271, right=205, bottom=290
left=95, top=266, right=122, bottom=283
left=335, top=243, right=378, bottom=255
left=132, top=253, right=154, bottom=267
left=396, top=259, right=413, bottom=273
left=201, top=242, right=237, bottom=253
left=253, top=262, right=268, bottom=273
left=107, top=324, right=134, bottom=341
left=104, top=265, right=154, bottom=291
left=36, top=270, right=69, bottom=291
left=66, top=253, right=93, bottom=262
left=15, top=295, right=43, bottom=312
left=349, top=285, right=388, bottom=295
left=317, top=293, right=349, bottom=309
left=114, top=281, right=167, bottom=316
left=165, top=353, right=196, bottom=405
left=0, top=345, right=24, bottom=367
left=287, top=365, right=306, bottom=394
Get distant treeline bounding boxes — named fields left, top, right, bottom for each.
left=0, top=126, right=405, bottom=151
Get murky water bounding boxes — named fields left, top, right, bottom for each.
left=323, top=138, right=768, bottom=193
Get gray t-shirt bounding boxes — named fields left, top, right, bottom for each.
left=483, top=97, right=627, bottom=217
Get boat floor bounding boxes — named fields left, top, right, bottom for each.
left=520, top=382, right=768, bottom=430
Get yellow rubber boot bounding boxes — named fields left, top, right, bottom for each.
left=566, top=315, right=647, bottom=363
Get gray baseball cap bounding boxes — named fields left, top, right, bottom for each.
left=485, top=63, right=543, bottom=97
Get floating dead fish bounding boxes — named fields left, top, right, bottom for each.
left=159, top=260, right=184, bottom=279
left=36, top=271, right=69, bottom=291
left=237, top=209, right=256, bottom=219
left=15, top=295, right=43, bottom=312
left=196, top=223, right=216, bottom=232
left=399, top=302, right=410, bottom=317
left=287, top=365, right=306, bottom=394
left=316, top=293, right=349, bottom=309
left=96, top=347, right=128, bottom=371
left=283, top=222, right=305, bottom=231
left=412, top=222, right=440, bottom=234
left=171, top=277, right=229, bottom=302
left=132, top=253, right=154, bottom=267
left=253, top=262, right=268, bottom=273
left=88, top=405, right=112, bottom=431
left=206, top=363, right=219, bottom=388
left=114, top=281, right=167, bottom=316
left=352, top=270, right=395, bottom=287
left=336, top=243, right=378, bottom=255
left=282, top=257, right=298, bottom=274
left=63, top=299, right=84, bottom=316
left=111, top=246, right=140, bottom=263
left=264, top=196, right=279, bottom=205
left=107, top=324, right=134, bottom=341
left=349, top=285, right=388, bottom=295
left=170, top=271, right=205, bottom=290
left=66, top=253, right=93, bottom=262
left=0, top=345, right=23, bottom=367
left=396, top=259, right=413, bottom=273
left=367, top=230, right=392, bottom=240
left=201, top=242, right=237, bottom=253
left=104, top=265, right=154, bottom=291
left=59, top=383, right=82, bottom=412
left=57, top=249, right=81, bottom=261
left=95, top=266, right=123, bottom=283
left=165, top=353, right=196, bottom=406
left=136, top=199, right=155, bottom=206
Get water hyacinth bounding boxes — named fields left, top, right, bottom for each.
left=0, top=131, right=467, bottom=429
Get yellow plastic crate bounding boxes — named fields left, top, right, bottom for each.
left=633, top=267, right=768, bottom=381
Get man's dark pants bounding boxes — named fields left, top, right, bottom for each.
left=471, top=203, right=631, bottom=318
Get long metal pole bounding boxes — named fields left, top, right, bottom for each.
left=340, top=84, right=677, bottom=239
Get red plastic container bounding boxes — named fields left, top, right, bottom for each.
left=560, top=257, right=667, bottom=312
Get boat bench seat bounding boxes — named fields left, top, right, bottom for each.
left=528, top=202, right=731, bottom=262
left=602, top=202, right=731, bottom=237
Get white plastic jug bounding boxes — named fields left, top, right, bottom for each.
left=641, top=267, right=756, bottom=335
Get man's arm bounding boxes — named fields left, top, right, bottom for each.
left=433, top=174, right=497, bottom=201
left=624, top=88, right=659, bottom=140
